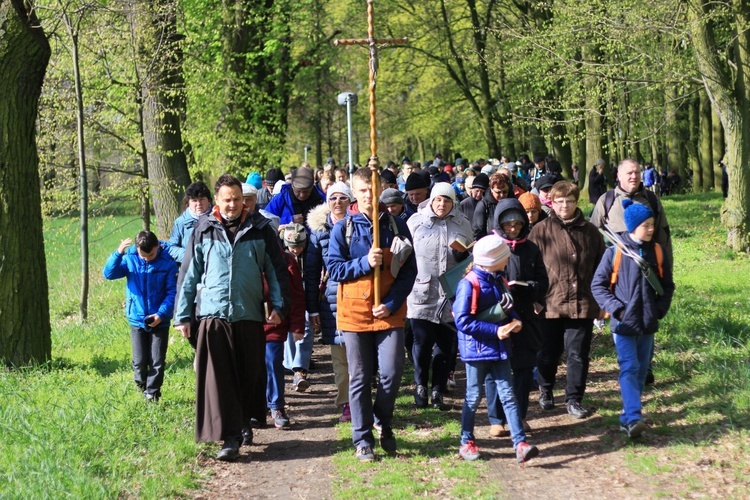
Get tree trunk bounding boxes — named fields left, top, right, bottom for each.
left=687, top=92, right=702, bottom=193
left=699, top=90, right=714, bottom=191
left=0, top=0, right=52, bottom=365
left=549, top=122, right=572, bottom=177
left=132, top=0, right=191, bottom=239
left=712, top=108, right=725, bottom=191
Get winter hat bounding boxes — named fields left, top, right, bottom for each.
left=518, top=192, right=542, bottom=212
left=380, top=169, right=397, bottom=185
left=246, top=172, right=263, bottom=189
left=404, top=172, right=429, bottom=191
left=456, top=158, right=466, bottom=166
left=472, top=173, right=490, bottom=190
left=292, top=167, right=314, bottom=190
left=428, top=166, right=440, bottom=178
left=272, top=180, right=286, bottom=195
left=381, top=188, right=405, bottom=206
left=535, top=174, right=560, bottom=191
left=265, top=168, right=284, bottom=184
left=473, top=234, right=510, bottom=267
left=430, top=182, right=456, bottom=204
left=481, top=164, right=495, bottom=176
left=499, top=209, right=526, bottom=225
left=241, top=183, right=258, bottom=197
left=282, top=222, right=308, bottom=248
left=327, top=181, right=353, bottom=201
left=464, top=176, right=475, bottom=190
left=622, top=198, right=654, bottom=233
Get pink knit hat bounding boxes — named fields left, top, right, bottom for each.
left=473, top=233, right=510, bottom=267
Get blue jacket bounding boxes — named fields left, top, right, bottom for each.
left=453, top=266, right=519, bottom=363
left=304, top=203, right=344, bottom=345
left=103, top=243, right=178, bottom=328
left=591, top=234, right=675, bottom=336
left=643, top=167, right=657, bottom=188
left=174, top=207, right=290, bottom=324
left=265, top=183, right=325, bottom=226
left=168, top=208, right=210, bottom=265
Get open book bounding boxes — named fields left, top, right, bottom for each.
left=449, top=237, right=475, bottom=253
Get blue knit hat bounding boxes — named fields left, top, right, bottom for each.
left=246, top=172, right=263, bottom=189
left=622, top=199, right=654, bottom=233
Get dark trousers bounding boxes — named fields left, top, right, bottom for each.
left=411, top=318, right=453, bottom=393
left=537, top=318, right=594, bottom=404
left=195, top=318, right=265, bottom=443
left=130, top=326, right=169, bottom=397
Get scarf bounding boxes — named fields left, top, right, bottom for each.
left=501, top=235, right=527, bottom=251
left=189, top=206, right=211, bottom=220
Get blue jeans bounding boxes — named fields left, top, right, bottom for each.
left=486, top=366, right=534, bottom=425
left=344, top=328, right=405, bottom=448
left=613, top=332, right=654, bottom=425
left=284, top=313, right=314, bottom=372
left=130, top=326, right=169, bottom=397
left=266, top=341, right=285, bottom=410
left=462, top=359, right=526, bottom=447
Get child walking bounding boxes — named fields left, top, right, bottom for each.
left=452, top=233, right=539, bottom=463
left=103, top=231, right=178, bottom=401
left=591, top=199, right=675, bottom=438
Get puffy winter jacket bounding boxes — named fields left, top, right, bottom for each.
left=327, top=202, right=417, bottom=332
left=406, top=199, right=473, bottom=324
left=265, top=183, right=325, bottom=226
left=304, top=203, right=344, bottom=344
left=528, top=208, right=606, bottom=319
left=103, top=243, right=178, bottom=328
left=264, top=251, right=306, bottom=342
left=174, top=206, right=290, bottom=325
left=452, top=266, right=518, bottom=363
left=492, top=199, right=549, bottom=367
left=591, top=233, right=675, bottom=336
left=168, top=207, right=211, bottom=265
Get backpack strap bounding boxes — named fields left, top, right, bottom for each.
left=344, top=216, right=354, bottom=247
left=604, top=189, right=660, bottom=226
left=610, top=247, right=622, bottom=292
left=465, top=271, right=481, bottom=315
left=603, top=190, right=616, bottom=224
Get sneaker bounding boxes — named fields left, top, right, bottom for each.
left=339, top=402, right=351, bottom=423
left=379, top=427, right=397, bottom=454
left=249, top=417, right=264, bottom=429
left=217, top=438, right=240, bottom=461
left=566, top=401, right=591, bottom=419
left=144, top=392, right=159, bottom=402
left=414, top=385, right=428, bottom=408
left=620, top=420, right=646, bottom=438
left=539, top=389, right=554, bottom=411
left=515, top=441, right=539, bottom=463
left=459, top=440, right=481, bottom=461
left=489, top=424, right=509, bottom=437
left=270, top=408, right=291, bottom=430
left=356, top=445, right=375, bottom=462
left=645, top=368, right=655, bottom=386
left=446, top=372, right=457, bottom=391
left=241, top=427, right=253, bottom=447
left=293, top=371, right=310, bottom=392
left=431, top=391, right=448, bottom=411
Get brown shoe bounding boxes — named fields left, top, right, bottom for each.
left=489, top=424, right=509, bottom=437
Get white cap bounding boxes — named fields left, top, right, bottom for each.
left=327, top=181, right=353, bottom=201
left=241, top=183, right=258, bottom=197
left=430, top=182, right=456, bottom=204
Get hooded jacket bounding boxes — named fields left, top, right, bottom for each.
left=471, top=188, right=514, bottom=240
left=265, top=183, right=325, bottom=226
left=326, top=202, right=417, bottom=332
left=492, top=199, right=549, bottom=367
left=591, top=233, right=675, bottom=336
left=168, top=207, right=211, bottom=265
left=406, top=198, right=473, bottom=324
left=174, top=206, right=290, bottom=325
left=528, top=208, right=605, bottom=319
left=103, top=243, right=178, bottom=328
left=264, top=251, right=305, bottom=342
left=304, top=203, right=344, bottom=344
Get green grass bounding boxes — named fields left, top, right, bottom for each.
left=0, top=215, right=205, bottom=498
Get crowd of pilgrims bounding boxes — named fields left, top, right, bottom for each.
left=106, top=152, right=675, bottom=464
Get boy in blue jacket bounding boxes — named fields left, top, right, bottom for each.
left=452, top=234, right=539, bottom=463
left=591, top=200, right=675, bottom=438
left=103, top=231, right=178, bottom=402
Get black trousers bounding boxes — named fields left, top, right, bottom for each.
left=536, top=317, right=594, bottom=404
left=411, top=318, right=454, bottom=393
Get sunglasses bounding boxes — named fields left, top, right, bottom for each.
left=328, top=196, right=349, bottom=202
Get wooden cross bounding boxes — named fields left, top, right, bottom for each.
left=334, top=0, right=408, bottom=307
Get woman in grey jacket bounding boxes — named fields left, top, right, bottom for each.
left=407, top=182, right=474, bottom=409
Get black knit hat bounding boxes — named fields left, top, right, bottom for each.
left=265, top=167, right=284, bottom=184
left=380, top=169, right=397, bottom=185
left=472, top=173, right=490, bottom=190
left=404, top=173, right=429, bottom=191
left=381, top=188, right=404, bottom=206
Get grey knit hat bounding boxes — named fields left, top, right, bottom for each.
left=380, top=188, right=404, bottom=206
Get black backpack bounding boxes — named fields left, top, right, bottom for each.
left=602, top=189, right=660, bottom=226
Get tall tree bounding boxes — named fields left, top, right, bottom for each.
left=0, top=0, right=52, bottom=364
left=687, top=0, right=750, bottom=250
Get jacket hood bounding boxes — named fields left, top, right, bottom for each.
left=493, top=198, right=530, bottom=240
left=307, top=202, right=331, bottom=232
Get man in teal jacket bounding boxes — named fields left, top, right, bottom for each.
left=175, top=174, right=290, bottom=462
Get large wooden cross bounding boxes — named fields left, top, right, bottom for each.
left=334, top=0, right=408, bottom=307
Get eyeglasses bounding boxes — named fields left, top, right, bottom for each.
left=552, top=198, right=577, bottom=206
left=328, top=196, right=349, bottom=202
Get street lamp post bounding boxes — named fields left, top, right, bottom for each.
left=303, top=144, right=311, bottom=163
left=337, top=92, right=358, bottom=175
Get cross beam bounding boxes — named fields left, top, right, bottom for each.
left=334, top=0, right=408, bottom=307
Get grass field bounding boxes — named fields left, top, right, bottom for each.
left=1, top=191, right=748, bottom=497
